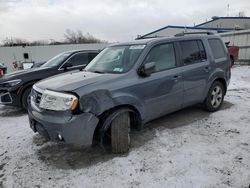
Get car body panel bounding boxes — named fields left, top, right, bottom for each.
left=28, top=35, right=230, bottom=147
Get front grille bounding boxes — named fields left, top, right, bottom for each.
left=32, top=89, right=42, bottom=106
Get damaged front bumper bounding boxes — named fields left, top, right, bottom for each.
left=28, top=100, right=99, bottom=146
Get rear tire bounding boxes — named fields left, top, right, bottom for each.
left=230, top=56, right=234, bottom=67
left=22, top=87, right=32, bottom=110
left=203, top=81, right=225, bottom=112
left=111, top=112, right=130, bottom=154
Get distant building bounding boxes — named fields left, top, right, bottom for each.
left=196, top=16, right=250, bottom=29
left=139, top=16, right=250, bottom=39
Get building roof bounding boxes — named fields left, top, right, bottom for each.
left=195, top=16, right=250, bottom=27
left=140, top=25, right=235, bottom=39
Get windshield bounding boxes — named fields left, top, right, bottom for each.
left=41, top=52, right=71, bottom=68
left=85, top=45, right=145, bottom=74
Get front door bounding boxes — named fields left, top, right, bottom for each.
left=134, top=42, right=184, bottom=122
left=61, top=52, right=97, bottom=71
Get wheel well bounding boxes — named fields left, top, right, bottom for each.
left=20, top=84, right=33, bottom=99
left=92, top=104, right=142, bottom=144
left=20, top=80, right=39, bottom=98
left=99, top=104, right=142, bottom=130
left=214, top=78, right=227, bottom=94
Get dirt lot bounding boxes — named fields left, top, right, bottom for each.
left=0, top=66, right=250, bottom=188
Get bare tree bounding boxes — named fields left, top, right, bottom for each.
left=2, top=37, right=29, bottom=47
left=1, top=30, right=106, bottom=47
left=238, top=11, right=246, bottom=17
left=64, top=29, right=103, bottom=44
left=30, top=40, right=49, bottom=46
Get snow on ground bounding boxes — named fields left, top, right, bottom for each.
left=0, top=66, right=250, bottom=188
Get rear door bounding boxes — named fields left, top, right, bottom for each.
left=178, top=39, right=210, bottom=107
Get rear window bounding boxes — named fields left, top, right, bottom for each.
left=179, top=40, right=207, bottom=65
left=208, top=39, right=226, bottom=59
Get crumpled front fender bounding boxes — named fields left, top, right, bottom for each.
left=79, top=90, right=115, bottom=115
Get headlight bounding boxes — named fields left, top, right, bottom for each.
left=39, top=90, right=78, bottom=111
left=1, top=79, right=22, bottom=87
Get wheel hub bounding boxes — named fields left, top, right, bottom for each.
left=211, top=86, right=223, bottom=108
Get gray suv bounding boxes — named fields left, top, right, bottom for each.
left=28, top=33, right=231, bottom=153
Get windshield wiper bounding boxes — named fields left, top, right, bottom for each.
left=92, top=70, right=105, bottom=74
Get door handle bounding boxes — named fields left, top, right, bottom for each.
left=172, top=75, right=182, bottom=81
left=204, top=66, right=211, bottom=72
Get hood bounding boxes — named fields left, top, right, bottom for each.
left=35, top=71, right=121, bottom=92
left=1, top=67, right=50, bottom=81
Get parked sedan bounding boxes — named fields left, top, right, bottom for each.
left=0, top=50, right=99, bottom=110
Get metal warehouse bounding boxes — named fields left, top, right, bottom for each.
left=139, top=16, right=250, bottom=64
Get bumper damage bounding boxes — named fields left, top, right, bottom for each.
left=28, top=109, right=99, bottom=146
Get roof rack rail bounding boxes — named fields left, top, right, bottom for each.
left=135, top=35, right=165, bottom=40
left=174, top=31, right=215, bottom=37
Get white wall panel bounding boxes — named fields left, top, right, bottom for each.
left=0, top=43, right=107, bottom=73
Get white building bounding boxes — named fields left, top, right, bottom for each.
left=138, top=16, right=250, bottom=64
left=196, top=17, right=250, bottom=29
left=139, top=17, right=250, bottom=39
left=0, top=43, right=107, bottom=73
left=220, top=29, right=250, bottom=64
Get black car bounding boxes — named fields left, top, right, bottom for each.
left=31, top=61, right=46, bottom=68
left=0, top=50, right=99, bottom=110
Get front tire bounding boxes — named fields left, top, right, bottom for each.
left=21, top=87, right=32, bottom=110
left=111, top=112, right=130, bottom=154
left=203, top=81, right=225, bottom=112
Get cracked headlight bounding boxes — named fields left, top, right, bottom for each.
left=1, top=79, right=22, bottom=87
left=39, top=90, right=78, bottom=111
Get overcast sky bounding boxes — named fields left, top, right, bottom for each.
left=0, top=0, right=249, bottom=43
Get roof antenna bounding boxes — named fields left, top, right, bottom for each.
left=227, top=4, right=230, bottom=17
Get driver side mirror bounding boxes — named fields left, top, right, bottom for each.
left=138, top=62, right=156, bottom=77
left=62, top=62, right=73, bottom=70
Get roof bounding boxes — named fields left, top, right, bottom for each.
left=117, top=34, right=221, bottom=47
left=195, top=16, right=250, bottom=27
left=62, top=49, right=100, bottom=54
left=140, top=25, right=235, bottom=39
left=109, top=38, right=154, bottom=46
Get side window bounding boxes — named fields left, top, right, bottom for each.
left=208, top=39, right=226, bottom=59
left=145, top=43, right=176, bottom=72
left=180, top=40, right=206, bottom=65
left=66, top=53, right=88, bottom=67
left=198, top=41, right=207, bottom=60
left=88, top=52, right=98, bottom=62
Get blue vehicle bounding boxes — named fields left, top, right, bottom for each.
left=28, top=33, right=231, bottom=153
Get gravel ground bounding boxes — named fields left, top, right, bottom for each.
left=0, top=66, right=250, bottom=188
